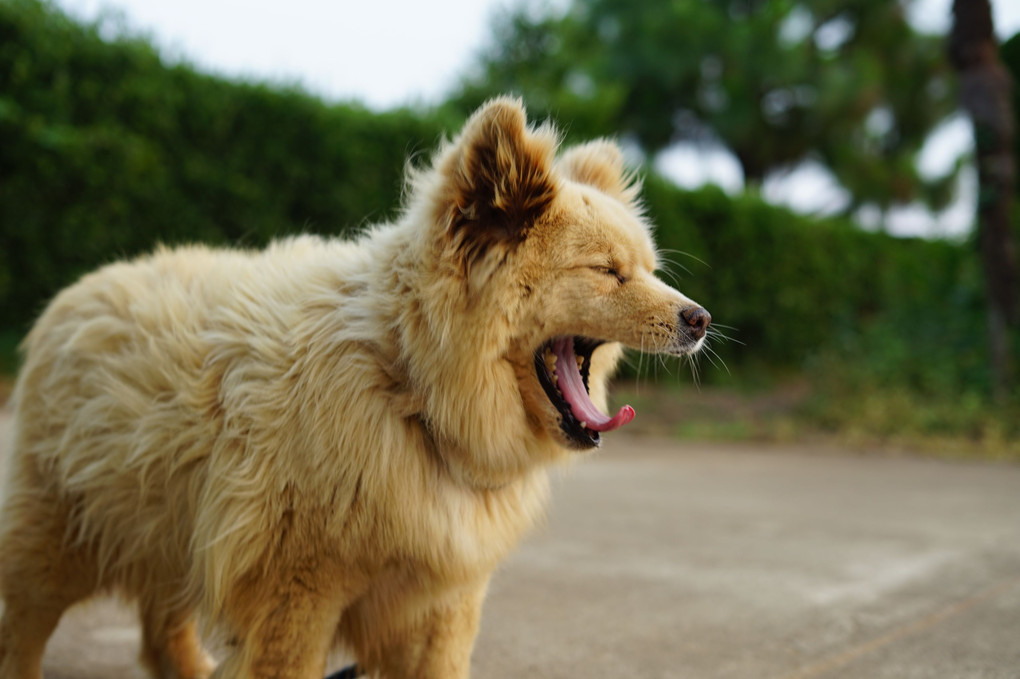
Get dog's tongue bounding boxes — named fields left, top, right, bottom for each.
left=552, top=337, right=635, bottom=432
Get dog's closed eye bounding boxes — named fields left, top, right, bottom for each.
left=591, top=266, right=626, bottom=284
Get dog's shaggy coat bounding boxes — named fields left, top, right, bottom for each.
left=0, top=98, right=708, bottom=679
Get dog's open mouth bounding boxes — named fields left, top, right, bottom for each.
left=534, top=336, right=635, bottom=448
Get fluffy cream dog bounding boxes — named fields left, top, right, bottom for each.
left=0, top=98, right=710, bottom=679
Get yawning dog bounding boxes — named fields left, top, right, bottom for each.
left=0, top=97, right=709, bottom=678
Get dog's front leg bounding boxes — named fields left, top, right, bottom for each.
left=360, top=581, right=488, bottom=679
left=210, top=573, right=349, bottom=679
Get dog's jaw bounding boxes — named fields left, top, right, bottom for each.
left=532, top=337, right=633, bottom=450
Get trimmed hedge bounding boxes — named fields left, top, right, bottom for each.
left=640, top=178, right=988, bottom=395
left=0, top=0, right=453, bottom=329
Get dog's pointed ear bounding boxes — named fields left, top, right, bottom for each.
left=556, top=140, right=639, bottom=205
left=442, top=98, right=559, bottom=253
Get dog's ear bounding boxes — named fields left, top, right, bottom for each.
left=442, top=98, right=558, bottom=257
left=557, top=140, right=639, bottom=205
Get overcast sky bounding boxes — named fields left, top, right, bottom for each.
left=52, top=0, right=1020, bottom=237
left=56, top=0, right=516, bottom=109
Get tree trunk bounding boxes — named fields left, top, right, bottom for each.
left=949, top=0, right=1018, bottom=400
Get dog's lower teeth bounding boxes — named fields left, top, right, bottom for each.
left=580, top=421, right=588, bottom=429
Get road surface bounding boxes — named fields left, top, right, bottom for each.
left=1, top=411, right=1018, bottom=678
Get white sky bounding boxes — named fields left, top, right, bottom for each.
left=56, top=0, right=516, bottom=108
left=54, top=0, right=1020, bottom=238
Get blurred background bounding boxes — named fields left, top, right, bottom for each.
left=1, top=0, right=1019, bottom=459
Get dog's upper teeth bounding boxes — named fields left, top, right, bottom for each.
left=576, top=355, right=584, bottom=371
left=543, top=346, right=563, bottom=391
left=544, top=349, right=558, bottom=374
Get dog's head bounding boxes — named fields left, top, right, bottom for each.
left=405, top=97, right=709, bottom=467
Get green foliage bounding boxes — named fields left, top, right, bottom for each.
left=452, top=0, right=957, bottom=212
left=1002, top=32, right=1020, bottom=191
left=636, top=180, right=985, bottom=397
left=634, top=181, right=1015, bottom=445
left=0, top=0, right=451, bottom=332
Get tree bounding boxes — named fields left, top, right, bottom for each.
left=1004, top=33, right=1020, bottom=175
left=948, top=0, right=1018, bottom=399
left=453, top=0, right=957, bottom=214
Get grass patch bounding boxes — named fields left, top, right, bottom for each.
left=803, top=384, right=1020, bottom=462
left=611, top=379, right=808, bottom=442
left=611, top=379, right=1020, bottom=463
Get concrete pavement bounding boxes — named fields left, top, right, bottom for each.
left=1, top=411, right=1018, bottom=678
left=472, top=439, right=1020, bottom=679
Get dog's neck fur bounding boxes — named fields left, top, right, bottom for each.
left=354, top=219, right=567, bottom=491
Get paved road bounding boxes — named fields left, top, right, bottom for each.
left=1, top=411, right=1018, bottom=678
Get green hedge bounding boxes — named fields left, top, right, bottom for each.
left=0, top=0, right=453, bottom=330
left=641, top=178, right=988, bottom=396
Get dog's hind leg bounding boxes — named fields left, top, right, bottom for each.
left=0, top=456, right=99, bottom=679
left=139, top=597, right=215, bottom=679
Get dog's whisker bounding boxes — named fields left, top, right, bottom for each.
left=707, top=328, right=744, bottom=346
left=706, top=326, right=739, bottom=339
left=659, top=353, right=674, bottom=379
left=633, top=337, right=644, bottom=390
left=657, top=247, right=710, bottom=269
left=657, top=256, right=692, bottom=280
left=686, top=353, right=702, bottom=390
left=657, top=267, right=687, bottom=288
left=701, top=344, right=731, bottom=376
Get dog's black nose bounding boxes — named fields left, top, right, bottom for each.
left=680, top=306, right=711, bottom=340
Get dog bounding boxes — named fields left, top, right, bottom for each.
left=0, top=97, right=710, bottom=679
